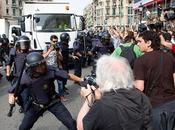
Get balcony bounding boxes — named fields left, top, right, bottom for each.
left=12, top=3, right=17, bottom=7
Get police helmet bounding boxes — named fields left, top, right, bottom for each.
left=26, top=52, right=45, bottom=67
left=101, top=32, right=111, bottom=44
left=2, top=34, right=7, bottom=38
left=77, top=32, right=85, bottom=40
left=138, top=23, right=147, bottom=33
left=97, top=32, right=103, bottom=40
left=16, top=35, right=30, bottom=50
left=60, top=33, right=70, bottom=42
left=87, top=30, right=94, bottom=38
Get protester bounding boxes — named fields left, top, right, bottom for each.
left=43, top=35, right=67, bottom=101
left=77, top=55, right=152, bottom=130
left=111, top=31, right=142, bottom=68
left=134, top=30, right=175, bottom=130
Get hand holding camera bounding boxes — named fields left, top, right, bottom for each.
left=79, top=75, right=98, bottom=88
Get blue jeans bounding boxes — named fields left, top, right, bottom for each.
left=152, top=100, right=175, bottom=130
left=19, top=101, right=76, bottom=130
left=57, top=80, right=64, bottom=96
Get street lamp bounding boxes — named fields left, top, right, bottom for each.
left=138, top=3, right=143, bottom=23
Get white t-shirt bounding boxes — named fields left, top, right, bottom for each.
left=43, top=45, right=58, bottom=67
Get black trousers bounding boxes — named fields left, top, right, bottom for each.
left=19, top=101, right=77, bottom=130
left=74, top=57, right=82, bottom=77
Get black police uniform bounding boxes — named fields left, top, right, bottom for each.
left=73, top=38, right=85, bottom=77
left=85, top=35, right=93, bottom=66
left=7, top=35, right=30, bottom=112
left=58, top=41, right=69, bottom=72
left=7, top=48, right=28, bottom=92
left=91, top=32, right=114, bottom=76
left=18, top=66, right=76, bottom=130
left=91, top=39, right=114, bottom=59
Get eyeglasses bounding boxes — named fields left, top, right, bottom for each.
left=52, top=40, right=58, bottom=43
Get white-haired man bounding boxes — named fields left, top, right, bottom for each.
left=77, top=55, right=152, bottom=130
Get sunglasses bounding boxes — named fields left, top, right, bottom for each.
left=52, top=40, right=58, bottom=43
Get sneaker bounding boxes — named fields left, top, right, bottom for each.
left=60, top=96, right=68, bottom=102
left=63, top=91, right=69, bottom=95
left=0, top=73, right=3, bottom=80
left=64, top=87, right=68, bottom=90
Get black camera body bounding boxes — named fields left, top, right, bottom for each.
left=164, top=7, right=175, bottom=21
left=79, top=75, right=98, bottom=88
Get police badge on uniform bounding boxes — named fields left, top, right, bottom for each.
left=43, top=84, right=48, bottom=90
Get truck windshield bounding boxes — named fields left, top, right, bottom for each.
left=34, top=14, right=76, bottom=32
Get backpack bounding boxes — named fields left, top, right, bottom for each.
left=120, top=44, right=136, bottom=68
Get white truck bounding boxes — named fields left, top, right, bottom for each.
left=20, top=1, right=85, bottom=51
left=0, top=18, right=21, bottom=43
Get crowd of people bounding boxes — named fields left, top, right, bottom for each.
left=1, top=20, right=175, bottom=130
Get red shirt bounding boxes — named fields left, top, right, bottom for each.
left=172, top=44, right=175, bottom=53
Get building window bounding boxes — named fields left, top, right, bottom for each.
left=128, top=7, right=133, bottom=14
left=106, top=1, right=110, bottom=6
left=19, top=9, right=22, bottom=16
left=6, top=8, right=9, bottom=15
left=112, top=8, right=116, bottom=15
left=13, top=9, right=16, bottom=16
left=97, top=10, right=100, bottom=16
left=119, top=6, right=122, bottom=14
left=12, top=0, right=16, bottom=5
left=6, top=0, right=8, bottom=5
left=128, top=16, right=133, bottom=25
left=106, top=8, right=110, bottom=15
left=19, top=0, right=22, bottom=6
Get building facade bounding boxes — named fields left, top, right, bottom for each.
left=84, top=0, right=134, bottom=28
left=133, top=0, right=175, bottom=24
left=0, top=0, right=52, bottom=25
left=84, top=4, right=94, bottom=28
left=0, top=0, right=23, bottom=24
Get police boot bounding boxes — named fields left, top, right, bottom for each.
left=19, top=107, right=24, bottom=113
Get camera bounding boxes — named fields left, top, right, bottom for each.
left=79, top=75, right=98, bottom=88
left=163, top=7, right=175, bottom=21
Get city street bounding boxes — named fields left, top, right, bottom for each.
left=0, top=66, right=92, bottom=130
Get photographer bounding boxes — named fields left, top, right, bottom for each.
left=77, top=55, right=152, bottom=130
left=43, top=35, right=63, bottom=68
left=43, top=35, right=67, bottom=101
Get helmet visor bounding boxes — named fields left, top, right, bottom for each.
left=20, top=41, right=30, bottom=50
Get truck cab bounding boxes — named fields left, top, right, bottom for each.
left=20, top=1, right=85, bottom=51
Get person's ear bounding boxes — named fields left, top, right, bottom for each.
left=147, top=40, right=152, bottom=47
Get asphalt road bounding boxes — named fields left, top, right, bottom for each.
left=0, top=66, right=92, bottom=130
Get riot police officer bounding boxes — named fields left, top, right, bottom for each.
left=59, top=32, right=70, bottom=72
left=57, top=33, right=70, bottom=98
left=85, top=30, right=94, bottom=66
left=138, top=23, right=147, bottom=33
left=2, top=34, right=10, bottom=55
left=18, top=52, right=82, bottom=130
left=91, top=31, right=114, bottom=58
left=91, top=31, right=114, bottom=76
left=6, top=35, right=30, bottom=114
left=73, top=31, right=86, bottom=77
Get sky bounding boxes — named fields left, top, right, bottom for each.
left=53, top=0, right=92, bottom=15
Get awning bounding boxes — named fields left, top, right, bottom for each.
left=133, top=0, right=164, bottom=9
left=144, top=0, right=163, bottom=7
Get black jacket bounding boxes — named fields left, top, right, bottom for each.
left=83, top=88, right=152, bottom=130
